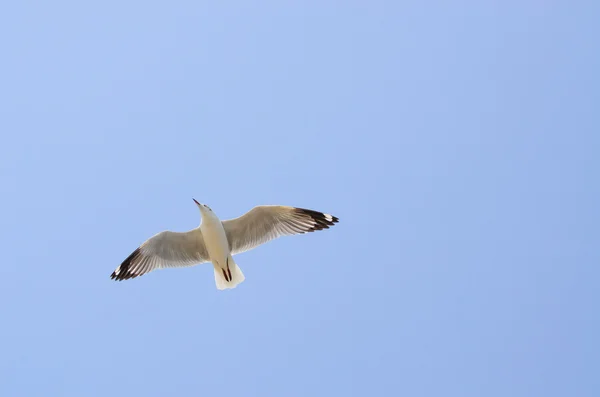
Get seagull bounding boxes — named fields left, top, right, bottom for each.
left=110, top=200, right=339, bottom=290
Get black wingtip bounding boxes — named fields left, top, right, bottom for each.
left=294, top=208, right=339, bottom=232
left=111, top=247, right=142, bottom=281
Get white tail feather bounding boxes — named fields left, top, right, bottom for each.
left=214, top=257, right=245, bottom=290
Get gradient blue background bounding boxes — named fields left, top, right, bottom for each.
left=1, top=2, right=598, bottom=396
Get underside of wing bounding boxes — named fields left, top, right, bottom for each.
left=222, top=205, right=339, bottom=255
left=111, top=229, right=210, bottom=281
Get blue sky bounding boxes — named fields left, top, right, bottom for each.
left=1, top=2, right=598, bottom=396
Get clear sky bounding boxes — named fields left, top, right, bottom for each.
left=0, top=2, right=598, bottom=396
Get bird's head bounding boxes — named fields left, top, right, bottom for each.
left=193, top=199, right=214, bottom=218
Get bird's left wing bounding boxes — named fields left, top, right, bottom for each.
left=222, top=205, right=339, bottom=256
left=111, top=229, right=210, bottom=281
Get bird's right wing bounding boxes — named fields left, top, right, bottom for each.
left=111, top=229, right=210, bottom=281
left=222, top=205, right=339, bottom=255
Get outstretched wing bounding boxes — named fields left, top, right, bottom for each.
left=222, top=206, right=339, bottom=256
left=111, top=229, right=210, bottom=281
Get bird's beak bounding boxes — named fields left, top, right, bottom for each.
left=193, top=198, right=201, bottom=206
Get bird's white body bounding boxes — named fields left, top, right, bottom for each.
left=199, top=209, right=229, bottom=266
left=111, top=200, right=338, bottom=290
left=199, top=207, right=245, bottom=289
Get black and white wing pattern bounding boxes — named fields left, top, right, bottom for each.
left=222, top=206, right=339, bottom=256
left=111, top=229, right=210, bottom=281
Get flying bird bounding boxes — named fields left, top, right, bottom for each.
left=110, top=200, right=339, bottom=290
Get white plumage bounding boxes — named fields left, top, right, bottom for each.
left=111, top=200, right=339, bottom=290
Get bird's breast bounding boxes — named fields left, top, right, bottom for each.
left=200, top=218, right=230, bottom=263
